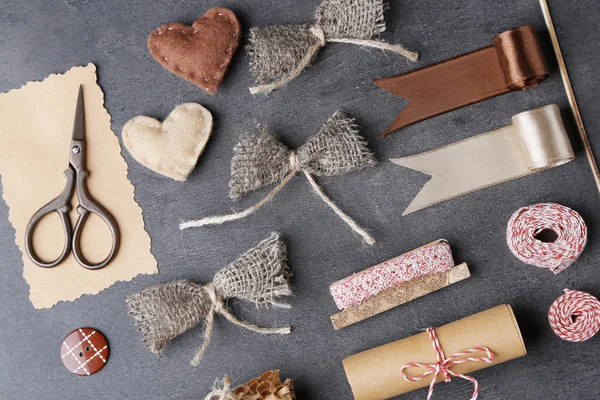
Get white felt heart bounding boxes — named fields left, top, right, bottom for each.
left=122, top=103, right=213, bottom=181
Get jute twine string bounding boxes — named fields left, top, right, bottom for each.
left=249, top=24, right=417, bottom=94
left=506, top=203, right=587, bottom=274
left=180, top=172, right=297, bottom=229
left=127, top=233, right=292, bottom=366
left=548, top=289, right=600, bottom=342
left=180, top=111, right=377, bottom=245
left=180, top=168, right=375, bottom=245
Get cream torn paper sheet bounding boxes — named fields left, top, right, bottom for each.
left=0, top=64, right=158, bottom=308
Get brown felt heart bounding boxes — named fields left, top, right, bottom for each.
left=122, top=103, right=213, bottom=181
left=148, top=8, right=241, bottom=94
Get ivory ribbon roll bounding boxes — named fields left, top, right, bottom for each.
left=393, top=104, right=574, bottom=215
left=342, top=304, right=527, bottom=400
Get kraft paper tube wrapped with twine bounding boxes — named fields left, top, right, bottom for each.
left=343, top=304, right=526, bottom=400
left=248, top=0, right=418, bottom=94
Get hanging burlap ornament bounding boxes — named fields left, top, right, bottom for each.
left=127, top=233, right=292, bottom=366
left=180, top=111, right=377, bottom=245
left=247, top=0, right=418, bottom=94
left=204, top=371, right=295, bottom=400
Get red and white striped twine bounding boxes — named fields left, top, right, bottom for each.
left=548, top=289, right=600, bottom=342
left=506, top=203, right=587, bottom=274
left=401, top=327, right=495, bottom=400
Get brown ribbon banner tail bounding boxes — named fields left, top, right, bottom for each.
left=342, top=304, right=527, bottom=400
left=392, top=104, right=574, bottom=215
left=330, top=263, right=470, bottom=330
left=375, top=25, right=549, bottom=136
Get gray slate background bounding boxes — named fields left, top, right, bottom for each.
left=1, top=0, right=599, bottom=399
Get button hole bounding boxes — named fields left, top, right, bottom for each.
left=79, top=352, right=84, bottom=357
left=85, top=346, right=91, bottom=352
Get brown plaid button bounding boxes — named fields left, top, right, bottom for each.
left=61, top=328, right=109, bottom=376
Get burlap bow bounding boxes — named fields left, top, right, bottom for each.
left=204, top=371, right=294, bottom=400
left=180, top=111, right=377, bottom=244
left=247, top=0, right=418, bottom=94
left=127, top=233, right=292, bottom=366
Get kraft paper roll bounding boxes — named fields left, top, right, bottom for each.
left=342, top=304, right=526, bottom=400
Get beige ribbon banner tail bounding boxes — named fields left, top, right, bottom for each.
left=392, top=105, right=574, bottom=215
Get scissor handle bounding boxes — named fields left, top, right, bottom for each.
left=72, top=170, right=120, bottom=270
left=24, top=168, right=76, bottom=268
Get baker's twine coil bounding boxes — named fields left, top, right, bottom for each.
left=506, top=203, right=587, bottom=274
left=548, top=289, right=600, bottom=342
left=401, top=327, right=495, bottom=400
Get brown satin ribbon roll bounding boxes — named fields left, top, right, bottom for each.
left=375, top=26, right=549, bottom=137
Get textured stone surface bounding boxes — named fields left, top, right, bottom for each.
left=0, top=0, right=599, bottom=399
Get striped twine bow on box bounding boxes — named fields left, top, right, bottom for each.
left=548, top=289, right=600, bottom=342
left=401, top=328, right=495, bottom=400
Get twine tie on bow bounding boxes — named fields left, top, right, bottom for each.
left=248, top=0, right=418, bottom=94
left=289, top=150, right=301, bottom=173
left=204, top=377, right=238, bottom=400
left=401, top=328, right=495, bottom=400
left=192, top=284, right=291, bottom=366
left=180, top=111, right=377, bottom=245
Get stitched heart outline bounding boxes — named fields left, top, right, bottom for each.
left=148, top=8, right=241, bottom=94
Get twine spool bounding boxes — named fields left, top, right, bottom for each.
left=548, top=289, right=600, bottom=342
left=506, top=203, right=587, bottom=274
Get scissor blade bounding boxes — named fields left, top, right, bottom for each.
left=71, top=85, right=85, bottom=141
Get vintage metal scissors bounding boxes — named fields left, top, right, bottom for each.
left=24, top=85, right=120, bottom=269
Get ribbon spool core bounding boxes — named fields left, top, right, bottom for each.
left=534, top=228, right=559, bottom=243
left=493, top=25, right=549, bottom=90
left=512, top=105, right=574, bottom=171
